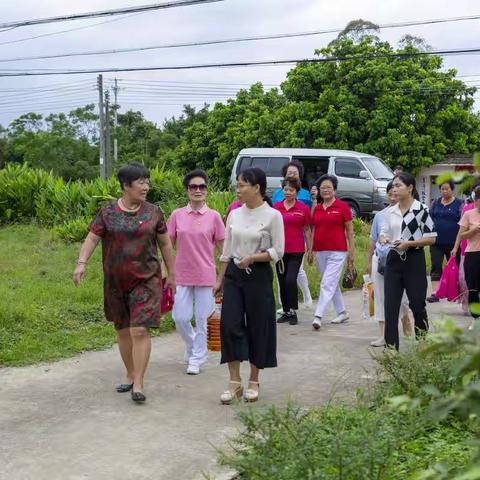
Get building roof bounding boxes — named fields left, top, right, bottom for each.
left=440, top=154, right=473, bottom=165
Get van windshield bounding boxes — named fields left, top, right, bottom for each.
left=361, top=157, right=393, bottom=181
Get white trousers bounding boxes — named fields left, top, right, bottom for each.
left=172, top=286, right=214, bottom=367
left=372, top=254, right=409, bottom=323
left=277, top=257, right=312, bottom=306
left=297, top=258, right=312, bottom=302
left=314, top=251, right=347, bottom=318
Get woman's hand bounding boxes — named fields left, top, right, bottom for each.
left=348, top=251, right=355, bottom=266
left=393, top=240, right=410, bottom=252
left=73, top=264, right=86, bottom=286
left=236, top=255, right=253, bottom=269
left=307, top=250, right=314, bottom=265
left=213, top=281, right=223, bottom=296
left=164, top=275, right=176, bottom=294
left=451, top=247, right=458, bottom=257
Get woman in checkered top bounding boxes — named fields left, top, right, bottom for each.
left=379, top=172, right=437, bottom=349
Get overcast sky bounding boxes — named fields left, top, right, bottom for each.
left=0, top=0, right=478, bottom=127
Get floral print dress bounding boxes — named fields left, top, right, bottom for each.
left=89, top=201, right=167, bottom=330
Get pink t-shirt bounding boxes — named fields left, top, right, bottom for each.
left=226, top=200, right=242, bottom=218
left=459, top=207, right=480, bottom=253
left=460, top=203, right=475, bottom=255
left=167, top=204, right=225, bottom=286
left=274, top=200, right=311, bottom=253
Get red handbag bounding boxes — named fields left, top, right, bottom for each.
left=160, top=277, right=174, bottom=314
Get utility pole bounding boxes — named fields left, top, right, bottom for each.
left=97, top=74, right=106, bottom=180
left=113, top=78, right=119, bottom=164
left=105, top=90, right=112, bottom=178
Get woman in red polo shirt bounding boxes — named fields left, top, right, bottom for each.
left=307, top=174, right=355, bottom=330
left=274, top=177, right=312, bottom=325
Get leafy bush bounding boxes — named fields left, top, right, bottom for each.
left=220, top=403, right=473, bottom=480
left=0, top=163, right=235, bottom=240
left=0, top=164, right=52, bottom=221
left=220, top=326, right=479, bottom=479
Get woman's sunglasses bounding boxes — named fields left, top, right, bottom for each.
left=188, top=183, right=208, bottom=192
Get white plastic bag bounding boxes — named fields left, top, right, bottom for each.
left=362, top=274, right=374, bottom=321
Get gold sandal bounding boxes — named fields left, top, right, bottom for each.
left=220, top=380, right=243, bottom=405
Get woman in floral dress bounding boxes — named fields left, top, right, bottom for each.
left=73, top=163, right=176, bottom=403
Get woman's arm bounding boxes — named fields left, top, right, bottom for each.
left=213, top=261, right=229, bottom=296
left=459, top=224, right=480, bottom=240
left=345, top=220, right=355, bottom=265
left=451, top=230, right=462, bottom=256
left=157, top=232, right=176, bottom=292
left=304, top=226, right=313, bottom=254
left=73, top=232, right=101, bottom=286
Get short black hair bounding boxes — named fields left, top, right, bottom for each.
left=237, top=167, right=267, bottom=196
left=117, top=163, right=150, bottom=190
left=282, top=176, right=301, bottom=192
left=317, top=174, right=338, bottom=191
left=439, top=179, right=455, bottom=191
left=386, top=180, right=394, bottom=193
left=183, top=169, right=208, bottom=189
left=281, top=160, right=304, bottom=179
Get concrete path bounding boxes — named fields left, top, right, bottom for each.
left=0, top=291, right=468, bottom=480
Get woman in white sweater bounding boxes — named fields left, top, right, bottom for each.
left=214, top=167, right=285, bottom=404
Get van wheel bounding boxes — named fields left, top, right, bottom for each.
left=347, top=202, right=360, bottom=218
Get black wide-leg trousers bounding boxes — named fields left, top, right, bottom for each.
left=384, top=249, right=429, bottom=350
left=464, top=251, right=480, bottom=319
left=220, top=261, right=277, bottom=369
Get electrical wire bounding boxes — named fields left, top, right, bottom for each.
left=1, top=46, right=480, bottom=77
left=0, top=12, right=148, bottom=47
left=0, top=0, right=224, bottom=29
left=1, top=13, right=480, bottom=62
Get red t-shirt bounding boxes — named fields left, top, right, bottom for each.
left=312, top=198, right=352, bottom=251
left=274, top=200, right=311, bottom=253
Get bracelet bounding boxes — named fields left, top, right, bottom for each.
left=77, top=261, right=87, bottom=265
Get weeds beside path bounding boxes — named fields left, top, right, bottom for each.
left=0, top=224, right=174, bottom=366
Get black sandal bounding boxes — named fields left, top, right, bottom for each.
left=116, top=383, right=133, bottom=393
left=131, top=391, right=146, bottom=403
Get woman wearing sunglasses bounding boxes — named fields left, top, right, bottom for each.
left=167, top=169, right=225, bottom=375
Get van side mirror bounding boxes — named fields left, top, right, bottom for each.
left=359, top=170, right=369, bottom=179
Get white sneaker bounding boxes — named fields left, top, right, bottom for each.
left=332, top=312, right=349, bottom=324
left=186, top=364, right=200, bottom=375
left=468, top=320, right=476, bottom=331
left=302, top=299, right=313, bottom=309
left=312, top=317, right=322, bottom=330
left=370, top=337, right=386, bottom=347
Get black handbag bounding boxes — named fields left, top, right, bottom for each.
left=342, top=265, right=357, bottom=289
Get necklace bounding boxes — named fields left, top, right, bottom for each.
left=119, top=198, right=141, bottom=211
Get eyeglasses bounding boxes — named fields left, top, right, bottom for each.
left=188, top=184, right=207, bottom=192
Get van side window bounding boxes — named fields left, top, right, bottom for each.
left=236, top=156, right=252, bottom=174
left=334, top=158, right=363, bottom=179
left=238, top=156, right=288, bottom=176
left=265, top=157, right=288, bottom=176
left=292, top=156, right=330, bottom=188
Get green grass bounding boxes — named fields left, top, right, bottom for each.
left=0, top=224, right=174, bottom=366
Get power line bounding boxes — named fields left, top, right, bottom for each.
left=0, top=0, right=224, bottom=30
left=2, top=13, right=480, bottom=63
left=0, top=12, right=147, bottom=48
left=2, top=47, right=480, bottom=77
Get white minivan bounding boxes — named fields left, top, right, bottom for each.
left=230, top=148, right=394, bottom=216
